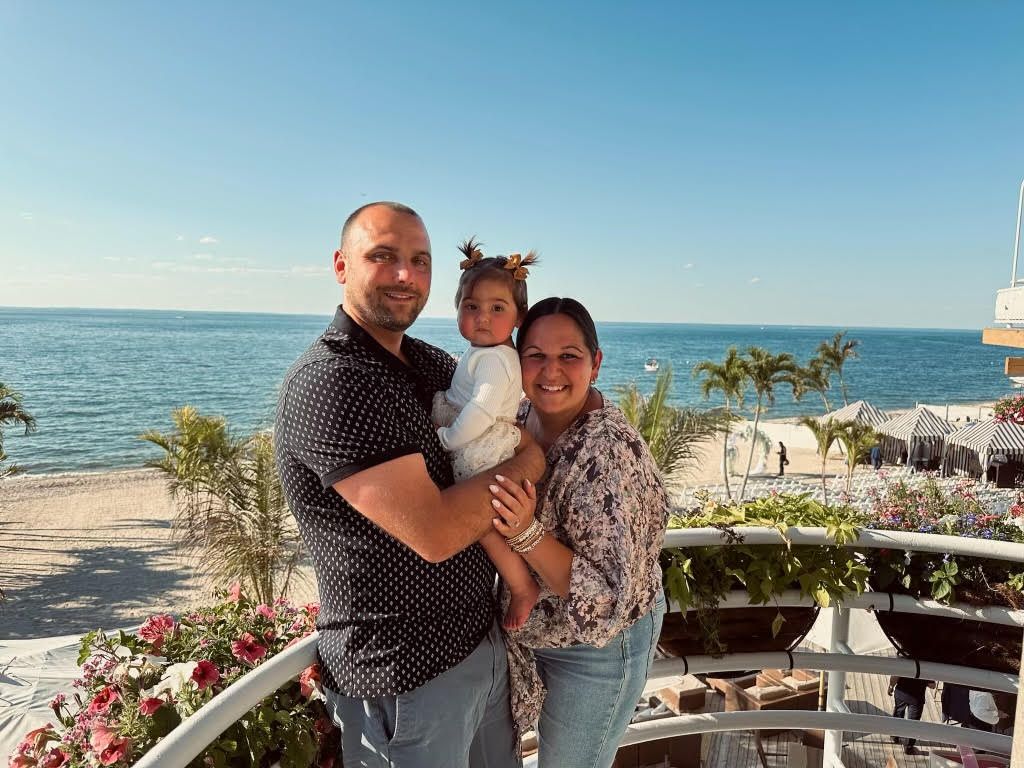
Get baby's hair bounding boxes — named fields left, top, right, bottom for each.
left=454, top=237, right=538, bottom=317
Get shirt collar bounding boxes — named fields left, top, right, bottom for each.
left=329, top=305, right=423, bottom=376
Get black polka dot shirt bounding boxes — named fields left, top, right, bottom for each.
left=275, top=306, right=497, bottom=697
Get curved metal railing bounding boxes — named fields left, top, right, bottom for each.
left=134, top=527, right=1024, bottom=768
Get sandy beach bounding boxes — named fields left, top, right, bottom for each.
left=0, top=401, right=993, bottom=640
left=0, top=469, right=315, bottom=639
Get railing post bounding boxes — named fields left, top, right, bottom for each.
left=1011, top=634, right=1024, bottom=767
left=824, top=606, right=851, bottom=762
left=1011, top=177, right=1024, bottom=287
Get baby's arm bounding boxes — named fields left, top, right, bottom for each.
left=437, top=352, right=516, bottom=450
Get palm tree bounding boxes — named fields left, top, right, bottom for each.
left=618, top=366, right=727, bottom=488
left=816, top=331, right=860, bottom=407
left=798, top=416, right=846, bottom=505
left=692, top=348, right=747, bottom=502
left=0, top=383, right=37, bottom=478
left=835, top=421, right=878, bottom=493
left=798, top=359, right=833, bottom=414
left=737, top=348, right=798, bottom=500
left=141, top=407, right=305, bottom=604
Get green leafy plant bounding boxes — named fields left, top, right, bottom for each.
left=617, top=365, right=731, bottom=488
left=692, top=348, right=748, bottom=502
left=8, top=590, right=337, bottom=768
left=862, top=475, right=1024, bottom=608
left=141, top=407, right=305, bottom=605
left=736, top=348, right=798, bottom=500
left=0, top=382, right=37, bottom=479
left=662, top=493, right=869, bottom=655
left=815, top=331, right=860, bottom=408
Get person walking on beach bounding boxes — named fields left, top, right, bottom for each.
left=870, top=443, right=882, bottom=471
left=432, top=238, right=540, bottom=630
left=777, top=441, right=788, bottom=476
left=888, top=676, right=935, bottom=755
left=275, top=201, right=545, bottom=768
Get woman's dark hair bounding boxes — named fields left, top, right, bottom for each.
left=516, top=297, right=600, bottom=358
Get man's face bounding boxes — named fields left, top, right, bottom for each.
left=335, top=207, right=431, bottom=333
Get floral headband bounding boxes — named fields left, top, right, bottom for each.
left=458, top=237, right=538, bottom=281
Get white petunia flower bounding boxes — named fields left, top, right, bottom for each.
left=145, top=661, right=198, bottom=698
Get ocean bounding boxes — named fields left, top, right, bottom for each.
left=0, top=307, right=1012, bottom=474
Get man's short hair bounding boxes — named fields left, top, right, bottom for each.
left=340, top=201, right=422, bottom=249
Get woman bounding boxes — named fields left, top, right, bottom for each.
left=489, top=296, right=669, bottom=768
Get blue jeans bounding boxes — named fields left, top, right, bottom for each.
left=533, top=590, right=666, bottom=768
left=324, top=621, right=520, bottom=768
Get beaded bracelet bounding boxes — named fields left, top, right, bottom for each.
left=506, top=518, right=543, bottom=551
left=512, top=528, right=545, bottom=554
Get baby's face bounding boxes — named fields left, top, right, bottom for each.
left=457, top=277, right=520, bottom=347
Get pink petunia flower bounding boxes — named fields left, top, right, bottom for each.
left=228, top=582, right=244, bottom=603
left=90, top=723, right=132, bottom=764
left=40, top=747, right=70, bottom=768
left=192, top=659, right=221, bottom=690
left=256, top=604, right=277, bottom=620
left=87, top=686, right=120, bottom=716
left=230, top=633, right=267, bottom=664
left=299, top=664, right=321, bottom=699
left=138, top=614, right=177, bottom=651
left=138, top=698, right=164, bottom=716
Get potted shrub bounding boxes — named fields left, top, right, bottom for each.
left=660, top=493, right=869, bottom=657
left=861, top=475, right=1024, bottom=673
left=8, top=588, right=338, bottom=768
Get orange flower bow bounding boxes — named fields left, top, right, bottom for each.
left=459, top=238, right=485, bottom=270
left=503, top=251, right=537, bottom=281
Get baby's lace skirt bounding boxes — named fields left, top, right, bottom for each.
left=431, top=392, right=521, bottom=481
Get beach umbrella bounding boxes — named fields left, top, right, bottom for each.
left=876, top=406, right=955, bottom=467
left=819, top=400, right=889, bottom=428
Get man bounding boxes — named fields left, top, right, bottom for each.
left=888, top=676, right=935, bottom=755
left=275, top=202, right=545, bottom=767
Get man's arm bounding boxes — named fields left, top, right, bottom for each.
left=333, top=430, right=545, bottom=563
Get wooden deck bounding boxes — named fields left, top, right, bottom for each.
left=698, top=667, right=943, bottom=767
left=643, top=656, right=994, bottom=767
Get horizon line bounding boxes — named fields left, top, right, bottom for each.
left=0, top=304, right=989, bottom=334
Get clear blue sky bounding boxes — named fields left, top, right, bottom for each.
left=2, top=2, right=1022, bottom=328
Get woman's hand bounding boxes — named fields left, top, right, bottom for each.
left=490, top=474, right=537, bottom=538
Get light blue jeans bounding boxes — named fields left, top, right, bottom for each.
left=324, top=620, right=520, bottom=768
left=533, top=590, right=666, bottom=768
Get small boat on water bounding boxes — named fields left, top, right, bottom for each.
left=644, top=358, right=659, bottom=372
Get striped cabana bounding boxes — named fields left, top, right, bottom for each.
left=943, top=419, right=1024, bottom=480
left=876, top=406, right=956, bottom=467
left=819, top=400, right=890, bottom=428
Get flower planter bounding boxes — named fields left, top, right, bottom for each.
left=658, top=604, right=820, bottom=658
left=873, top=609, right=1021, bottom=674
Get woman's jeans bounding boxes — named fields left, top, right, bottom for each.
left=533, top=590, right=666, bottom=768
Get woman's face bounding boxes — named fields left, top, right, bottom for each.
left=519, top=313, right=602, bottom=421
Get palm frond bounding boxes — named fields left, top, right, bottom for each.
left=142, top=408, right=305, bottom=603
left=618, top=367, right=728, bottom=487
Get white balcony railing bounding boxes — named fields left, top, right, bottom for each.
left=134, top=527, right=1024, bottom=768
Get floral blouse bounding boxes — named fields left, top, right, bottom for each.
left=504, top=399, right=669, bottom=730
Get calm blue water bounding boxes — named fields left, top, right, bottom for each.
left=0, top=307, right=1011, bottom=474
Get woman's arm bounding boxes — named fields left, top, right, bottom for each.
left=491, top=477, right=573, bottom=597
left=492, top=422, right=668, bottom=645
